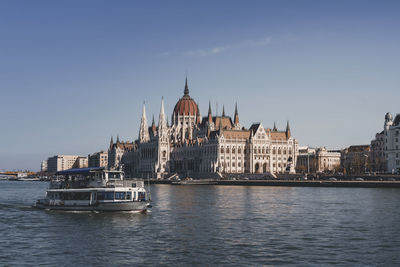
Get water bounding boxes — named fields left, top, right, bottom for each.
left=1, top=181, right=400, bottom=266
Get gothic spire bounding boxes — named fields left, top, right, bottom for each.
left=234, top=102, right=239, bottom=126
left=184, top=76, right=189, bottom=96
left=273, top=122, right=277, bottom=131
left=116, top=135, right=120, bottom=143
left=208, top=100, right=213, bottom=123
left=109, top=136, right=114, bottom=150
left=158, top=97, right=167, bottom=138
left=222, top=105, right=225, bottom=117
left=139, top=102, right=150, bottom=143
left=151, top=114, right=156, bottom=133
left=286, top=120, right=291, bottom=138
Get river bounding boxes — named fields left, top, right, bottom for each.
left=0, top=180, right=399, bottom=266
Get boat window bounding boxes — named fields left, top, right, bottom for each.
left=104, top=192, right=114, bottom=200
left=138, top=192, right=146, bottom=201
left=115, top=192, right=126, bottom=200
left=126, top=192, right=132, bottom=200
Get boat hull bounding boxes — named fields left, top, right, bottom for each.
left=35, top=201, right=150, bottom=212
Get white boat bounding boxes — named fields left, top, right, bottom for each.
left=35, top=167, right=151, bottom=212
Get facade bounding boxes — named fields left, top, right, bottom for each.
left=88, top=151, right=108, bottom=167
left=296, top=147, right=341, bottom=173
left=384, top=112, right=400, bottom=173
left=47, top=155, right=88, bottom=173
left=112, top=78, right=299, bottom=178
left=341, top=145, right=371, bottom=175
left=370, top=131, right=385, bottom=173
left=41, top=160, right=48, bottom=172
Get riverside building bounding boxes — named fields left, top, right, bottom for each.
left=110, top=78, right=299, bottom=178
left=384, top=112, right=400, bottom=174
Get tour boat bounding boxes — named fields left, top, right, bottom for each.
left=35, top=167, right=151, bottom=212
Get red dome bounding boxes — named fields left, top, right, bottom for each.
left=174, top=95, right=199, bottom=116
left=173, top=78, right=200, bottom=116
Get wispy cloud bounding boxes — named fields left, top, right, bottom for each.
left=158, top=36, right=272, bottom=58
left=183, top=37, right=272, bottom=57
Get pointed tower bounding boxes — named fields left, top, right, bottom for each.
left=109, top=136, right=114, bottom=150
left=286, top=120, right=291, bottom=138
left=234, top=102, right=240, bottom=129
left=184, top=76, right=189, bottom=96
left=116, top=135, right=120, bottom=144
left=273, top=122, right=277, bottom=131
left=151, top=114, right=157, bottom=134
left=139, top=102, right=150, bottom=143
left=222, top=105, right=225, bottom=117
left=208, top=101, right=213, bottom=123
left=158, top=97, right=168, bottom=138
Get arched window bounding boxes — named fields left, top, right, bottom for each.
left=162, top=150, right=166, bottom=157
left=221, top=147, right=224, bottom=153
left=227, top=147, right=230, bottom=153
left=238, top=147, right=242, bottom=154
left=283, top=149, right=287, bottom=155
left=273, top=148, right=276, bottom=154
left=232, top=147, right=236, bottom=153
left=262, top=147, right=265, bottom=154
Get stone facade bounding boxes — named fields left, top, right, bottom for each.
left=384, top=112, right=400, bottom=173
left=341, top=145, right=371, bottom=175
left=47, top=155, right=88, bottom=173
left=110, top=79, right=299, bottom=178
left=88, top=151, right=108, bottom=167
left=370, top=131, right=385, bottom=173
left=296, top=147, right=341, bottom=173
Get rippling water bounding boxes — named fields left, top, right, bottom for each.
left=1, top=181, right=400, bottom=266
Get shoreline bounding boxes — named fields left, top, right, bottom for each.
left=150, top=179, right=400, bottom=188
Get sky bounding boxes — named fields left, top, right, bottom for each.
left=1, top=0, right=399, bottom=171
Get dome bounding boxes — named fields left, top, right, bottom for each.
left=173, top=78, right=199, bottom=116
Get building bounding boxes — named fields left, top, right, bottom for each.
left=370, top=131, right=385, bottom=173
left=296, top=147, right=341, bottom=173
left=47, top=155, right=88, bottom=173
left=88, top=151, right=108, bottom=167
left=384, top=112, right=400, bottom=173
left=113, top=78, right=299, bottom=178
left=341, top=145, right=371, bottom=175
left=107, top=136, right=134, bottom=168
left=41, top=160, right=48, bottom=172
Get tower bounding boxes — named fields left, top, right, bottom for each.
left=286, top=120, right=291, bottom=138
left=234, top=102, right=240, bottom=129
left=139, top=103, right=150, bottom=143
left=157, top=97, right=170, bottom=175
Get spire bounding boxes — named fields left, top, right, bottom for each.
left=234, top=102, right=239, bottom=126
left=139, top=102, right=150, bottom=143
left=273, top=122, right=277, bottom=131
left=286, top=120, right=291, bottom=138
left=151, top=114, right=156, bottom=133
left=158, top=97, right=167, bottom=138
left=109, top=136, right=114, bottom=150
left=222, top=105, right=225, bottom=117
left=184, top=76, right=189, bottom=96
left=208, top=101, right=213, bottom=124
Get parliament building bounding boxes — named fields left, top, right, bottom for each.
left=108, top=78, right=299, bottom=178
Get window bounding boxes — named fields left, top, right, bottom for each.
left=104, top=192, right=114, bottom=200
left=238, top=148, right=242, bottom=153
left=115, top=192, right=126, bottom=200
left=126, top=192, right=132, bottom=200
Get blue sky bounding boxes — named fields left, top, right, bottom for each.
left=1, top=0, right=399, bottom=171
